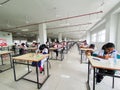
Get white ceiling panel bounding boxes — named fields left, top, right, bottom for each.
left=0, top=0, right=119, bottom=40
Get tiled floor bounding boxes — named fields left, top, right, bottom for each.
left=0, top=45, right=120, bottom=90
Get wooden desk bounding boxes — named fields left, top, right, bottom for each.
left=1, top=46, right=9, bottom=51
left=27, top=47, right=37, bottom=52
left=0, top=51, right=13, bottom=72
left=12, top=53, right=49, bottom=89
left=87, top=56, right=120, bottom=90
left=49, top=47, right=57, bottom=51
left=80, top=48, right=94, bottom=63
left=49, top=47, right=64, bottom=61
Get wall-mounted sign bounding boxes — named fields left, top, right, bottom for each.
left=0, top=38, right=7, bottom=46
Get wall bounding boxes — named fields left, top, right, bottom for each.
left=87, top=2, right=120, bottom=51
left=116, top=14, right=120, bottom=52
left=0, top=31, right=13, bottom=45
left=90, top=22, right=106, bottom=51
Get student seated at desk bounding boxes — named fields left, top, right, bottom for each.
left=53, top=41, right=63, bottom=59
left=19, top=43, right=27, bottom=55
left=85, top=44, right=95, bottom=56
left=32, top=44, right=49, bottom=73
left=96, top=42, right=117, bottom=83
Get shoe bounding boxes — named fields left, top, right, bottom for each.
left=96, top=74, right=103, bottom=83
left=96, top=78, right=102, bottom=83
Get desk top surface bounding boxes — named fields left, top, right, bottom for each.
left=80, top=48, right=94, bottom=51
left=87, top=56, right=120, bottom=70
left=12, top=53, right=49, bottom=62
left=49, top=47, right=57, bottom=50
left=0, top=51, right=13, bottom=55
left=27, top=47, right=37, bottom=50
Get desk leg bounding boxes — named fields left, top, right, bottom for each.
left=47, top=59, right=49, bottom=76
left=1, top=55, right=4, bottom=65
left=13, top=60, right=17, bottom=81
left=88, top=61, right=90, bottom=84
left=60, top=50, right=64, bottom=61
left=9, top=53, right=12, bottom=68
left=80, top=50, right=82, bottom=63
left=112, top=76, right=114, bottom=88
left=50, top=51, right=53, bottom=59
left=93, top=68, right=95, bottom=90
left=36, top=64, right=40, bottom=89
left=27, top=61, right=30, bottom=72
left=87, top=61, right=90, bottom=90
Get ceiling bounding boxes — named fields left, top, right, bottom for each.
left=0, top=0, right=120, bottom=40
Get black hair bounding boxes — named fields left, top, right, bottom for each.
left=105, top=42, right=115, bottom=48
left=39, top=44, right=49, bottom=53
left=102, top=44, right=106, bottom=50
left=21, top=43, right=25, bottom=46
left=89, top=44, right=95, bottom=49
left=56, top=40, right=59, bottom=43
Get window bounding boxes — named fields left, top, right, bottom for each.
left=98, top=30, right=106, bottom=42
left=91, top=33, right=97, bottom=42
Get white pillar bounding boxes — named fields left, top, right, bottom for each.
left=48, top=38, right=51, bottom=42
left=86, top=31, right=90, bottom=44
left=37, top=35, right=40, bottom=42
left=38, top=23, right=47, bottom=44
left=54, top=39, right=57, bottom=42
left=64, top=37, right=67, bottom=41
left=58, top=33, right=62, bottom=42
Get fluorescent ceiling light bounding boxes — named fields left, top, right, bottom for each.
left=21, top=29, right=29, bottom=31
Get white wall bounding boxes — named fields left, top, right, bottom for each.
left=88, top=2, right=120, bottom=51
left=116, top=14, right=120, bottom=52
left=90, top=22, right=106, bottom=50
left=0, top=31, right=13, bottom=45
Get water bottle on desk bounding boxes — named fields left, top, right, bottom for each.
left=114, top=55, right=117, bottom=65
left=111, top=51, right=117, bottom=65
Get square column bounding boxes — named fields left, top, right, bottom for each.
left=38, top=23, right=47, bottom=44
left=58, top=33, right=62, bottom=42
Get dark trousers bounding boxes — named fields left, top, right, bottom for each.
left=96, top=68, right=115, bottom=82
left=54, top=50, right=58, bottom=57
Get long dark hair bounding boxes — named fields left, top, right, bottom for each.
left=39, top=44, right=49, bottom=53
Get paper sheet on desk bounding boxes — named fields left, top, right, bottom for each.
left=92, top=57, right=105, bottom=61
left=91, top=57, right=109, bottom=67
left=36, top=54, right=42, bottom=58
left=92, top=57, right=108, bottom=63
